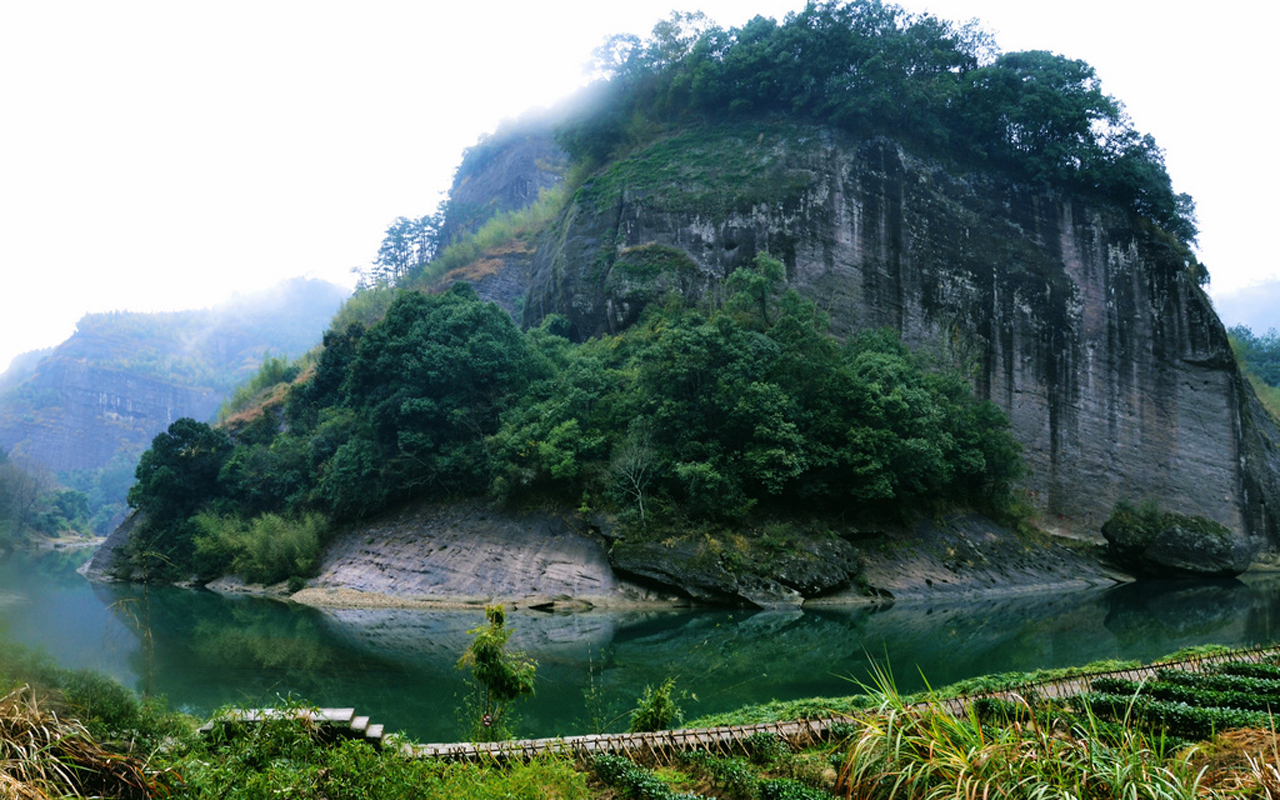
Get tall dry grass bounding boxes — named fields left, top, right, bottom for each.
left=0, top=684, right=167, bottom=799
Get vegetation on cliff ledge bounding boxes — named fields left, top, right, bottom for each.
left=557, top=0, right=1198, bottom=256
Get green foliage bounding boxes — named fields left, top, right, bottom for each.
left=1101, top=499, right=1233, bottom=567
left=559, top=0, right=1197, bottom=250
left=367, top=213, right=441, bottom=285
left=127, top=418, right=234, bottom=579
left=408, top=187, right=567, bottom=289
left=628, top=677, right=683, bottom=733
left=457, top=605, right=537, bottom=742
left=61, top=449, right=138, bottom=534
left=192, top=511, right=326, bottom=585
left=757, top=778, right=829, bottom=800
left=128, top=252, right=1022, bottom=577
left=0, top=452, right=96, bottom=544
left=0, top=636, right=191, bottom=752
left=592, top=754, right=709, bottom=800
left=1228, top=324, right=1280, bottom=421
left=1078, top=691, right=1267, bottom=742
left=176, top=706, right=587, bottom=799
left=330, top=284, right=399, bottom=332
left=1230, top=324, right=1280, bottom=387
left=327, top=284, right=535, bottom=518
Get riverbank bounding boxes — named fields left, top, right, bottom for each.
left=267, top=502, right=1130, bottom=611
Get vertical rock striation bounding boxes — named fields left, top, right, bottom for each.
left=520, top=125, right=1280, bottom=548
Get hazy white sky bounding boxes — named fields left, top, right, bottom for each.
left=1, top=0, right=1273, bottom=373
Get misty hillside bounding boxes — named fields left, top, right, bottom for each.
left=0, top=277, right=349, bottom=530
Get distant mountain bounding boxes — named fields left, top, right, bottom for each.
left=0, top=277, right=349, bottom=480
left=1213, top=280, right=1280, bottom=334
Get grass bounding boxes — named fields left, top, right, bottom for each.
left=573, top=123, right=821, bottom=219
left=409, top=186, right=568, bottom=290
left=0, top=684, right=173, bottom=800
left=835, top=687, right=1209, bottom=799
left=9, top=640, right=1280, bottom=797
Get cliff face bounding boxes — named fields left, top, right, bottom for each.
left=521, top=124, right=1280, bottom=547
left=0, top=278, right=348, bottom=476
left=0, top=360, right=218, bottom=474
left=437, top=127, right=569, bottom=249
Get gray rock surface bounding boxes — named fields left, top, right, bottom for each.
left=519, top=125, right=1280, bottom=550
left=304, top=501, right=675, bottom=608
left=610, top=535, right=861, bottom=609
left=1139, top=524, right=1257, bottom=577
left=79, top=510, right=142, bottom=581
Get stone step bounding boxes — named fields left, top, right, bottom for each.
left=199, top=707, right=385, bottom=746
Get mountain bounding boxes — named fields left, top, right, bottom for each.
left=96, top=3, right=1280, bottom=597
left=0, top=278, right=349, bottom=479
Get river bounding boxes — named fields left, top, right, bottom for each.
left=2, top=547, right=1279, bottom=743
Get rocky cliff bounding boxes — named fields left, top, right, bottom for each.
left=0, top=278, right=348, bottom=476
left=517, top=123, right=1280, bottom=549
left=1, top=361, right=218, bottom=474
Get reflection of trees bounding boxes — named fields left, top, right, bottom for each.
left=1103, top=580, right=1251, bottom=646
left=74, top=576, right=1280, bottom=743
left=191, top=606, right=336, bottom=672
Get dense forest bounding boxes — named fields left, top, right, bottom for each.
left=126, top=256, right=1020, bottom=582
left=121, top=0, right=1203, bottom=584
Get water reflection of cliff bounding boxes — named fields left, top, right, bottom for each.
left=91, top=576, right=1280, bottom=743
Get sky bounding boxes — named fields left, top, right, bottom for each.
left=1, top=0, right=1275, bottom=374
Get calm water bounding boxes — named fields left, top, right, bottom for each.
left=3, top=548, right=1280, bottom=743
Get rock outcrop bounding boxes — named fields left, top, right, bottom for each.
left=520, top=124, right=1280, bottom=550
left=436, top=122, right=569, bottom=249
left=610, top=534, right=861, bottom=609
left=1101, top=507, right=1257, bottom=578
left=300, top=501, right=679, bottom=609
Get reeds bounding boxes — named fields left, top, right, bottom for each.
left=0, top=684, right=162, bottom=800
left=834, top=669, right=1208, bottom=799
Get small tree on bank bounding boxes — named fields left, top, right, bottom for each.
left=458, top=605, right=536, bottom=741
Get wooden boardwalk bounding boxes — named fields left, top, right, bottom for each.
left=202, top=645, right=1280, bottom=763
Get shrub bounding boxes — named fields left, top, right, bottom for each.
left=629, top=677, right=683, bottom=733
left=193, top=512, right=326, bottom=585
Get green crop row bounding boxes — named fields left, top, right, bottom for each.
left=1076, top=692, right=1267, bottom=741
left=1154, top=667, right=1280, bottom=695
left=1090, top=673, right=1280, bottom=716
left=1210, top=661, right=1280, bottom=681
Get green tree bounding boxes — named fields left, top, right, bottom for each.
left=457, top=605, right=536, bottom=741
left=1229, top=325, right=1280, bottom=387
left=127, top=418, right=233, bottom=579
left=318, top=284, right=535, bottom=519
left=368, top=213, right=441, bottom=285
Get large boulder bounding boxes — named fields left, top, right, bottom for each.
left=1101, top=504, right=1257, bottom=578
left=609, top=531, right=861, bottom=609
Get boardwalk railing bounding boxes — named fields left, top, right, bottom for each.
left=202, top=644, right=1280, bottom=763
